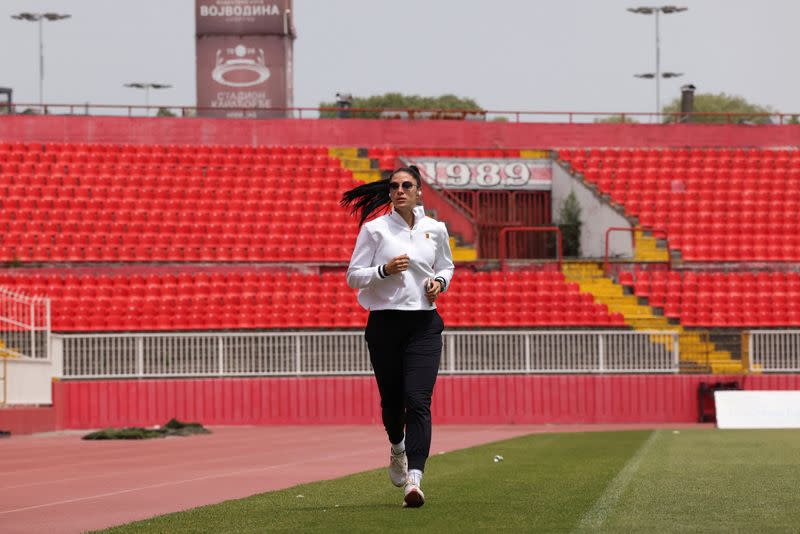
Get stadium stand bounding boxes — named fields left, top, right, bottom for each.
left=5, top=132, right=799, bottom=377
left=557, top=147, right=800, bottom=262
left=621, top=269, right=800, bottom=328
left=2, top=141, right=623, bottom=334
left=0, top=142, right=360, bottom=262
left=0, top=268, right=623, bottom=331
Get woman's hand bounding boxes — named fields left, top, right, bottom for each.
left=384, top=254, right=410, bottom=275
left=425, top=279, right=442, bottom=304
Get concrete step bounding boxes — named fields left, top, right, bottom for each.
left=339, top=157, right=373, bottom=170
left=562, top=260, right=741, bottom=374
left=328, top=147, right=360, bottom=159
left=352, top=169, right=381, bottom=183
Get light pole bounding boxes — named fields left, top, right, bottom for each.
left=123, top=83, right=173, bottom=115
left=11, top=12, right=71, bottom=108
left=628, top=6, right=687, bottom=114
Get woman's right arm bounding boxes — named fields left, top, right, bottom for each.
left=346, top=226, right=385, bottom=289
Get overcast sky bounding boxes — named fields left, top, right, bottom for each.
left=1, top=0, right=798, bottom=118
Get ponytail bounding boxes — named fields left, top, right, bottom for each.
left=339, top=174, right=391, bottom=227
left=340, top=166, right=423, bottom=227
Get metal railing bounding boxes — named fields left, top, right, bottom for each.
left=56, top=330, right=679, bottom=379
left=748, top=330, right=800, bottom=372
left=603, top=227, right=671, bottom=273
left=3, top=103, right=799, bottom=124
left=0, top=287, right=51, bottom=361
left=499, top=226, right=563, bottom=270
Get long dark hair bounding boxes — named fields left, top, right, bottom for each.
left=340, top=165, right=422, bottom=226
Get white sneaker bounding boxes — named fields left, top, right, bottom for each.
left=389, top=450, right=408, bottom=487
left=403, top=482, right=425, bottom=508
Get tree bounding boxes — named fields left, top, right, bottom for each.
left=319, top=92, right=483, bottom=119
left=559, top=191, right=582, bottom=258
left=593, top=114, right=640, bottom=124
left=156, top=107, right=176, bottom=117
left=661, top=92, right=775, bottom=124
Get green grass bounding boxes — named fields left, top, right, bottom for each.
left=98, top=429, right=800, bottom=533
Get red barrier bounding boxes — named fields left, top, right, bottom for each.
left=2, top=115, right=800, bottom=149
left=499, top=226, right=562, bottom=270
left=0, top=406, right=56, bottom=435
left=5, top=103, right=799, bottom=124
left=50, top=374, right=800, bottom=430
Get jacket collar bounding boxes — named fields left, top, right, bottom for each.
left=390, top=205, right=426, bottom=229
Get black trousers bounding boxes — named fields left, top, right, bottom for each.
left=365, top=309, right=444, bottom=472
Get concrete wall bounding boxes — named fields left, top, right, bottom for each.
left=4, top=357, right=59, bottom=404
left=551, top=163, right=632, bottom=259
left=2, top=115, right=800, bottom=148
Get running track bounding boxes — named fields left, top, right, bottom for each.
left=0, top=424, right=705, bottom=533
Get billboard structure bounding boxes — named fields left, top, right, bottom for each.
left=196, top=1, right=295, bottom=118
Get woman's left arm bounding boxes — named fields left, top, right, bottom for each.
left=432, top=222, right=455, bottom=293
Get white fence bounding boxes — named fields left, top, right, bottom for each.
left=55, top=330, right=680, bottom=379
left=749, top=330, right=800, bottom=372
left=0, top=287, right=51, bottom=361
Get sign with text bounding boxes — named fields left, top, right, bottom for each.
left=196, top=0, right=294, bottom=117
left=715, top=391, right=800, bottom=429
left=409, top=158, right=552, bottom=190
left=197, top=35, right=289, bottom=118
left=196, top=0, right=292, bottom=34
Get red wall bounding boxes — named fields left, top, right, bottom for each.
left=2, top=115, right=800, bottom=148
left=51, top=374, right=800, bottom=430
left=0, top=406, right=56, bottom=435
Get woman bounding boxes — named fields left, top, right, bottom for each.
left=342, top=165, right=455, bottom=508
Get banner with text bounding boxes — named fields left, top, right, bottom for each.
left=196, top=0, right=292, bottom=34
left=408, top=158, right=552, bottom=190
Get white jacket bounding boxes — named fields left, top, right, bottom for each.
left=346, top=205, right=455, bottom=311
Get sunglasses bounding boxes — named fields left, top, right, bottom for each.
left=389, top=181, right=416, bottom=191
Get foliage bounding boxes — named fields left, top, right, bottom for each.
left=593, top=114, right=639, bottom=124
left=661, top=92, right=776, bottom=124
left=559, top=191, right=582, bottom=257
left=82, top=418, right=210, bottom=440
left=156, top=107, right=176, bottom=117
left=319, top=92, right=482, bottom=119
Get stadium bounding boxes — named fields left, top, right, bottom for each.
left=1, top=1, right=800, bottom=532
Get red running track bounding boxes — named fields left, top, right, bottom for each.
left=0, top=424, right=704, bottom=533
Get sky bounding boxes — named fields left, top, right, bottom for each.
left=1, top=0, right=798, bottom=119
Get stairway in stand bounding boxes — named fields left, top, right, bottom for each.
left=562, top=261, right=743, bottom=374
left=633, top=230, right=670, bottom=262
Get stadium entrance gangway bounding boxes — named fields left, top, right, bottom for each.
left=0, top=287, right=51, bottom=404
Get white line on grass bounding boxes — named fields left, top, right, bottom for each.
left=573, top=430, right=659, bottom=533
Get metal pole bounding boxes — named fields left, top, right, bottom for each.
left=38, top=17, right=44, bottom=107
left=46, top=298, right=51, bottom=360
left=30, top=300, right=36, bottom=359
left=655, top=10, right=661, bottom=116
left=218, top=337, right=225, bottom=375
left=598, top=334, right=605, bottom=372
left=145, top=86, right=150, bottom=115
left=136, top=336, right=144, bottom=377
